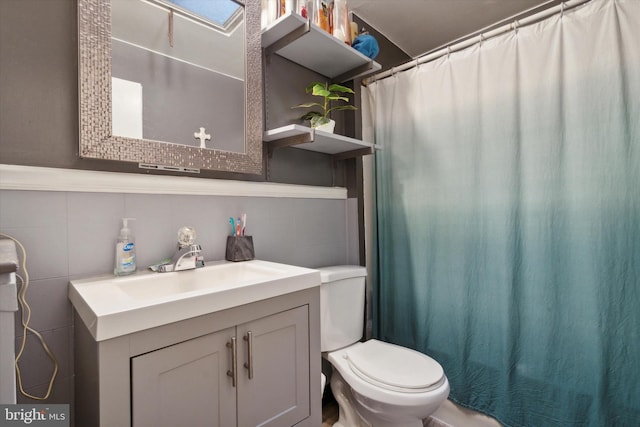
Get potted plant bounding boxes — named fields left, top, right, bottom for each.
left=291, top=82, right=357, bottom=133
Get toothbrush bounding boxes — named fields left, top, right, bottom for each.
left=229, top=217, right=236, bottom=236
left=236, top=217, right=241, bottom=237
left=241, top=213, right=247, bottom=236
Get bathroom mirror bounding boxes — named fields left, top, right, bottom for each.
left=78, top=0, right=263, bottom=174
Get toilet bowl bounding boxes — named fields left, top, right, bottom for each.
left=327, top=340, right=449, bottom=427
left=319, top=266, right=449, bottom=427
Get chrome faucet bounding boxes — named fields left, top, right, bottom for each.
left=157, top=227, right=204, bottom=272
left=158, top=244, right=204, bottom=272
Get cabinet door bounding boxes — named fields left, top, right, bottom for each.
left=131, top=328, right=236, bottom=427
left=237, top=305, right=310, bottom=427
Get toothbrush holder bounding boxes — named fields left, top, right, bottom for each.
left=225, top=236, right=255, bottom=262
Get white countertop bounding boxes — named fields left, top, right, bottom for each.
left=69, top=260, right=321, bottom=341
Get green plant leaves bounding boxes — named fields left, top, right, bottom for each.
left=293, top=81, right=357, bottom=125
left=300, top=111, right=322, bottom=120
left=305, top=82, right=355, bottom=96
left=327, top=104, right=357, bottom=113
left=327, top=83, right=354, bottom=94
left=310, top=116, right=331, bottom=127
left=292, top=102, right=324, bottom=109
left=311, top=84, right=331, bottom=97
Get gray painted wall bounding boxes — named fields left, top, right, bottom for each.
left=0, top=189, right=354, bottom=408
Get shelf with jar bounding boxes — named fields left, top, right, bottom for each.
left=261, top=9, right=381, bottom=82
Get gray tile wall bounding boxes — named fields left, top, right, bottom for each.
left=0, top=189, right=355, bottom=407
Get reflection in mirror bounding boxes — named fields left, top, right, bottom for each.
left=164, top=0, right=241, bottom=27
left=111, top=0, right=244, bottom=152
left=78, top=0, right=263, bottom=174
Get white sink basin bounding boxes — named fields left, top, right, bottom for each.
left=69, top=260, right=320, bottom=341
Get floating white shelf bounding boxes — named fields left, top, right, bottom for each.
left=261, top=13, right=381, bottom=81
left=264, top=124, right=378, bottom=159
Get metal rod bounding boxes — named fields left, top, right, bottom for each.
left=168, top=9, right=174, bottom=47
left=243, top=331, right=254, bottom=379
left=226, top=337, right=237, bottom=387
left=364, top=0, right=591, bottom=85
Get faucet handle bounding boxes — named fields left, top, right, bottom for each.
left=154, top=234, right=203, bottom=273
left=177, top=226, right=196, bottom=247
left=191, top=244, right=205, bottom=268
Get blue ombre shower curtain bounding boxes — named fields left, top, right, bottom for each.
left=363, top=0, right=639, bottom=425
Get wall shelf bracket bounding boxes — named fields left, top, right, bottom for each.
left=267, top=130, right=315, bottom=158
left=331, top=147, right=374, bottom=162
left=332, top=62, right=376, bottom=84
left=264, top=19, right=311, bottom=65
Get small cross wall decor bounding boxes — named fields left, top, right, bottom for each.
left=194, top=127, right=211, bottom=148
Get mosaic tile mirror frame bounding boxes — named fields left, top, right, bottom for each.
left=78, top=0, right=263, bottom=174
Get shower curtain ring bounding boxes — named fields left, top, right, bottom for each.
left=447, top=46, right=452, bottom=59
left=560, top=2, right=565, bottom=18
left=512, top=20, right=520, bottom=34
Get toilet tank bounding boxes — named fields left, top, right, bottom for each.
left=318, top=265, right=367, bottom=352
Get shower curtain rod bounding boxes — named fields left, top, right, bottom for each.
left=363, top=0, right=592, bottom=85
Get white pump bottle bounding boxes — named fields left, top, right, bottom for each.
left=114, top=218, right=136, bottom=276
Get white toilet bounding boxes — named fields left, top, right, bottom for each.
left=319, top=265, right=450, bottom=427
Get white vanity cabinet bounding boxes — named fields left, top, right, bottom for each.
left=73, top=287, right=320, bottom=427
left=131, top=306, right=309, bottom=427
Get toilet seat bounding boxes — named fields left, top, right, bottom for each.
left=327, top=340, right=450, bottom=412
left=345, top=340, right=444, bottom=393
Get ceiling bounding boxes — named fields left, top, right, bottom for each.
left=349, top=0, right=562, bottom=58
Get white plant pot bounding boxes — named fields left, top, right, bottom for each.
left=314, top=119, right=335, bottom=134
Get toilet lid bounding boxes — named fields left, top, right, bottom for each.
left=346, top=340, right=444, bottom=392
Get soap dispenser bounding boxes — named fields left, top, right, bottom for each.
left=114, top=218, right=136, bottom=276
